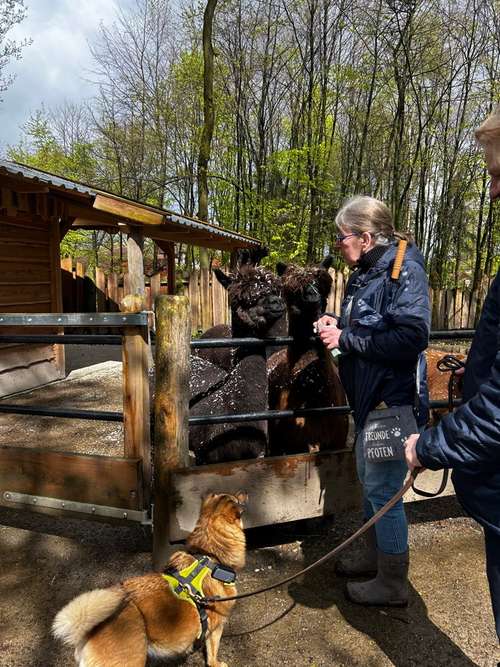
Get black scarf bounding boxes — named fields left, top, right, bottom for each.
left=357, top=244, right=389, bottom=273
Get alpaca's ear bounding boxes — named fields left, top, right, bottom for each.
left=320, top=255, right=334, bottom=270
left=276, top=262, right=288, bottom=276
left=256, top=246, right=269, bottom=263
left=214, top=268, right=233, bottom=289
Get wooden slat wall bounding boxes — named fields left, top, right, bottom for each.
left=0, top=447, right=143, bottom=510
left=0, top=214, right=64, bottom=397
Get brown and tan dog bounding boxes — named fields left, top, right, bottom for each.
left=53, top=491, right=247, bottom=667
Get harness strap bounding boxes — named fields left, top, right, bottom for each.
left=163, top=555, right=236, bottom=647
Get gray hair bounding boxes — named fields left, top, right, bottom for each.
left=335, top=196, right=396, bottom=246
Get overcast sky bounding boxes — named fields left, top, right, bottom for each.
left=0, top=0, right=126, bottom=155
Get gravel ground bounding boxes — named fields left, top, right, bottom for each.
left=1, top=497, right=499, bottom=667
left=1, top=351, right=499, bottom=666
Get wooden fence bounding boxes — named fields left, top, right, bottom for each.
left=60, top=258, right=229, bottom=333
left=59, top=258, right=490, bottom=332
left=324, top=268, right=490, bottom=330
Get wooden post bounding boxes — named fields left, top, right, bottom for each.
left=122, top=322, right=151, bottom=510
left=153, top=295, right=191, bottom=570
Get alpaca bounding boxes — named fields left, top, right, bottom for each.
left=195, top=246, right=277, bottom=372
left=267, top=257, right=349, bottom=455
left=190, top=264, right=286, bottom=464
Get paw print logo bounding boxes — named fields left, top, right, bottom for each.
left=390, top=427, right=401, bottom=438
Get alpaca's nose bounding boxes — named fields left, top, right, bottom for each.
left=304, top=284, right=321, bottom=304
left=263, top=294, right=285, bottom=316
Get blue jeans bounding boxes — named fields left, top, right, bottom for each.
left=355, top=434, right=409, bottom=555
left=484, top=527, right=500, bottom=642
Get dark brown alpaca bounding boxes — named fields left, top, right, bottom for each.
left=267, top=257, right=349, bottom=455
left=190, top=264, right=286, bottom=464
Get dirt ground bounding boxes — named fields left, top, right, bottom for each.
left=1, top=350, right=500, bottom=666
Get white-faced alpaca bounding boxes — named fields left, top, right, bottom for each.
left=267, top=257, right=349, bottom=455
left=190, top=264, right=286, bottom=464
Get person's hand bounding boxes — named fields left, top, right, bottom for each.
left=455, top=366, right=465, bottom=376
left=318, top=323, right=342, bottom=350
left=314, top=314, right=337, bottom=332
left=404, top=433, right=423, bottom=471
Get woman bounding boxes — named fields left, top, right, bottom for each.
left=317, top=195, right=430, bottom=607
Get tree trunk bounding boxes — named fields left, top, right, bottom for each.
left=197, top=0, right=218, bottom=270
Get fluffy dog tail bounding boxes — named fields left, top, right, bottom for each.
left=52, top=587, right=125, bottom=647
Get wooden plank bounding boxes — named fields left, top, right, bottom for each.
left=61, top=256, right=72, bottom=273
left=189, top=270, right=200, bottom=334
left=153, top=295, right=191, bottom=568
left=0, top=447, right=143, bottom=510
left=0, top=284, right=51, bottom=304
left=0, top=225, right=49, bottom=245
left=0, top=241, right=51, bottom=261
left=95, top=267, right=106, bottom=312
left=326, top=268, right=336, bottom=313
left=122, top=326, right=151, bottom=508
left=0, top=343, right=54, bottom=373
left=0, top=356, right=60, bottom=397
left=334, top=270, right=344, bottom=315
left=199, top=267, right=211, bottom=330
left=75, top=261, right=85, bottom=312
left=169, top=450, right=362, bottom=541
left=461, top=291, right=469, bottom=329
left=150, top=272, right=161, bottom=307
left=0, top=216, right=48, bottom=231
left=94, top=193, right=163, bottom=226
left=0, top=265, right=51, bottom=284
left=127, top=229, right=145, bottom=299
left=107, top=273, right=119, bottom=311
left=454, top=289, right=463, bottom=330
left=211, top=270, right=226, bottom=325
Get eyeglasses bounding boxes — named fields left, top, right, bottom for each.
left=334, top=232, right=359, bottom=244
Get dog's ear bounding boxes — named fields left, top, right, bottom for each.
left=235, top=490, right=248, bottom=509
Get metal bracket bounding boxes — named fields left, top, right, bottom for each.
left=3, top=491, right=151, bottom=525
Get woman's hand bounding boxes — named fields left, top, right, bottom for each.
left=314, top=315, right=342, bottom=349
left=404, top=433, right=423, bottom=470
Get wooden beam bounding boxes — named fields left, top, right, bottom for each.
left=169, top=450, right=362, bottom=541
left=0, top=174, right=50, bottom=193
left=0, top=447, right=143, bottom=510
left=94, top=193, right=164, bottom=226
left=66, top=201, right=123, bottom=226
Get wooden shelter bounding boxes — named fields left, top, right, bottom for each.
left=0, top=159, right=260, bottom=396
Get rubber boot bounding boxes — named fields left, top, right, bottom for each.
left=335, top=525, right=377, bottom=577
left=345, top=549, right=409, bottom=607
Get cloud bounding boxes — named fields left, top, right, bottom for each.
left=0, top=0, right=123, bottom=153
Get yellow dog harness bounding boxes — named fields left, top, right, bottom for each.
left=163, top=555, right=236, bottom=643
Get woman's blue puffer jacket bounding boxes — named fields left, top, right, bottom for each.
left=337, top=242, right=431, bottom=430
left=416, top=269, right=500, bottom=537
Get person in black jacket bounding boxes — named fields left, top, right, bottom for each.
left=405, top=107, right=500, bottom=641
left=317, top=195, right=430, bottom=607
